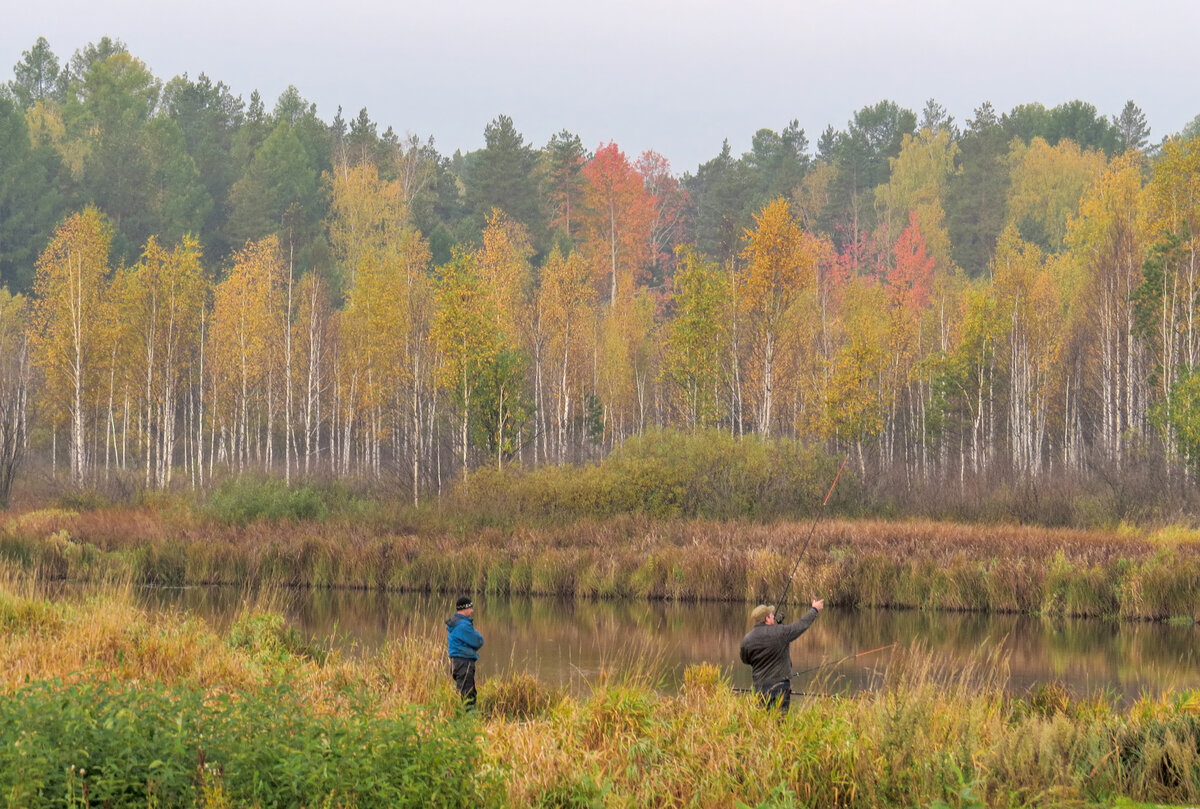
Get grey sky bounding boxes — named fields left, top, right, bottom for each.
left=5, top=0, right=1198, bottom=172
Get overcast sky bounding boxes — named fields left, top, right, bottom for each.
left=4, top=0, right=1198, bottom=173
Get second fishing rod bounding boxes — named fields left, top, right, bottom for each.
left=774, top=454, right=848, bottom=623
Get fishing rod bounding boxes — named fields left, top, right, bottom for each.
left=791, top=643, right=895, bottom=678
left=775, top=454, right=849, bottom=621
left=731, top=687, right=857, bottom=699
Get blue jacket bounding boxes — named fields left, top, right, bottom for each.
left=446, top=613, right=484, bottom=660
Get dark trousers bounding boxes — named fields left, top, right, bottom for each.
left=450, top=657, right=477, bottom=710
left=755, top=679, right=791, bottom=713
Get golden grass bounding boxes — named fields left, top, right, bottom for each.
left=3, top=507, right=1198, bottom=623
left=0, top=573, right=1198, bottom=807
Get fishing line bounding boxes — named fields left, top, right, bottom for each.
left=775, top=453, right=848, bottom=621
left=731, top=686, right=860, bottom=699
left=792, top=642, right=895, bottom=678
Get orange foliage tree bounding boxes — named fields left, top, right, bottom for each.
left=580, top=142, right=654, bottom=307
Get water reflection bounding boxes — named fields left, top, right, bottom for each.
left=88, top=586, right=1200, bottom=700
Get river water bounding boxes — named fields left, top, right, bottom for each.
left=123, top=586, right=1200, bottom=702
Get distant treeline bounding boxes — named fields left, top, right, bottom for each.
left=1, top=35, right=1200, bottom=515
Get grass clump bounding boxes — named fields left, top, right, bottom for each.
left=0, top=589, right=63, bottom=634
left=480, top=672, right=560, bottom=720
left=225, top=610, right=326, bottom=665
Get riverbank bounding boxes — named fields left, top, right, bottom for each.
left=2, top=506, right=1198, bottom=621
left=0, top=573, right=1196, bottom=807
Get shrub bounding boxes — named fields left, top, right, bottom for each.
left=0, top=590, right=63, bottom=633
left=532, top=773, right=612, bottom=809
left=450, top=430, right=853, bottom=525
left=682, top=662, right=724, bottom=697
left=0, top=678, right=488, bottom=808
left=203, top=478, right=329, bottom=526
left=225, top=611, right=326, bottom=665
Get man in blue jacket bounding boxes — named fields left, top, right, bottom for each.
left=446, top=596, right=484, bottom=709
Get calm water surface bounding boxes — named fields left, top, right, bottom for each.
left=118, top=586, right=1200, bottom=701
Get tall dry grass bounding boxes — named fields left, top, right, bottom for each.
left=0, top=574, right=1197, bottom=807
left=483, top=646, right=1200, bottom=808
left=3, top=507, right=1199, bottom=620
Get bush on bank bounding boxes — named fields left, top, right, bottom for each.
left=447, top=430, right=855, bottom=525
left=183, top=428, right=1200, bottom=530
left=12, top=427, right=1200, bottom=531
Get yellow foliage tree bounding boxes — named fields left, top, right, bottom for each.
left=875, top=127, right=958, bottom=273
left=1140, top=137, right=1200, bottom=398
left=739, top=198, right=820, bottom=436
left=663, top=246, right=731, bottom=431
left=30, top=207, right=112, bottom=484
left=535, top=247, right=597, bottom=461
left=1064, top=152, right=1148, bottom=466
left=479, top=209, right=534, bottom=342
left=432, top=250, right=500, bottom=475
left=825, top=277, right=890, bottom=472
left=110, top=234, right=206, bottom=487
left=210, top=236, right=286, bottom=472
left=991, top=225, right=1064, bottom=473
left=1007, top=137, right=1106, bottom=253
left=595, top=290, right=658, bottom=445
left=332, top=161, right=431, bottom=479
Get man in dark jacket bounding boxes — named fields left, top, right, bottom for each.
left=446, top=596, right=484, bottom=710
left=739, top=599, right=823, bottom=713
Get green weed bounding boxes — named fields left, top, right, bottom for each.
left=0, top=678, right=486, bottom=808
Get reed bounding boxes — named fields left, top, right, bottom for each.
left=3, top=506, right=1200, bottom=622
left=0, top=575, right=1198, bottom=807
left=480, top=672, right=559, bottom=720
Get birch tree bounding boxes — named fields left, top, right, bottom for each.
left=110, top=234, right=205, bottom=487
left=30, top=207, right=111, bottom=485
left=210, top=236, right=286, bottom=472
left=991, top=226, right=1062, bottom=474
left=663, top=246, right=730, bottom=430
left=432, top=251, right=499, bottom=476
left=0, top=290, right=30, bottom=506
left=739, top=198, right=819, bottom=436
left=1065, top=153, right=1148, bottom=467
left=535, top=247, right=595, bottom=462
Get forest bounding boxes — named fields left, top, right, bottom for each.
left=2, top=34, right=1200, bottom=517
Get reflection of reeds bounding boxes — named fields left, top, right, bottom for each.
left=3, top=507, right=1200, bottom=620
left=590, top=631, right=669, bottom=692
left=877, top=639, right=1010, bottom=700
